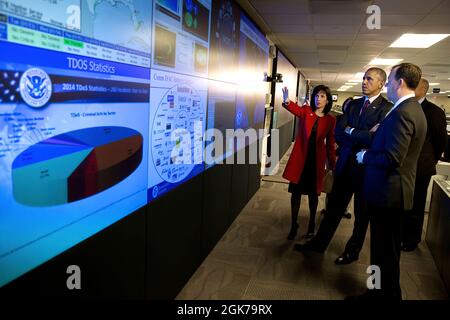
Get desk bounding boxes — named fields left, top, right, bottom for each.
left=426, top=179, right=450, bottom=294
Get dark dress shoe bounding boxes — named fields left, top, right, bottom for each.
left=334, top=252, right=358, bottom=265
left=303, top=232, right=314, bottom=239
left=401, top=243, right=417, bottom=252
left=293, top=240, right=324, bottom=253
left=343, top=212, right=352, bottom=219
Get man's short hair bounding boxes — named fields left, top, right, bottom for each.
left=366, top=67, right=387, bottom=83
left=391, top=63, right=422, bottom=90
left=420, top=78, right=430, bottom=92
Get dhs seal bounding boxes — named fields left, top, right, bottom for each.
left=152, top=186, right=159, bottom=199
left=19, top=68, right=52, bottom=108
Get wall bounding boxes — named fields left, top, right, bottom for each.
left=426, top=94, right=450, bottom=113
left=0, top=142, right=263, bottom=299
left=333, top=91, right=450, bottom=114
left=0, top=0, right=268, bottom=299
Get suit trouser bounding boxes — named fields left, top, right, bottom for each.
left=313, top=165, right=368, bottom=254
left=402, top=171, right=433, bottom=246
left=368, top=204, right=403, bottom=300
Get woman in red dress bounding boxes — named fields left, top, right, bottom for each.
left=282, top=85, right=336, bottom=240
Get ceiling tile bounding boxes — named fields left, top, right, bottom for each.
left=270, top=24, right=314, bottom=33
left=312, top=14, right=365, bottom=25
left=380, top=15, right=424, bottom=26
left=316, top=39, right=354, bottom=46
left=318, top=50, right=347, bottom=62
left=315, top=33, right=357, bottom=40
left=282, top=39, right=318, bottom=52
left=405, top=25, right=450, bottom=33
left=239, top=0, right=450, bottom=90
left=430, top=0, right=450, bottom=14
left=373, top=0, right=442, bottom=15
left=309, top=0, right=372, bottom=14
left=289, top=52, right=320, bottom=68
left=313, top=24, right=361, bottom=34
left=262, top=14, right=312, bottom=25
left=275, top=33, right=316, bottom=40
left=358, top=26, right=412, bottom=39
left=416, top=15, right=450, bottom=26
left=250, top=0, right=310, bottom=14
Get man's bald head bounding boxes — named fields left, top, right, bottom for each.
left=415, top=78, right=429, bottom=100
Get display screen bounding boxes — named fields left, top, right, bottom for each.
left=147, top=69, right=207, bottom=201
left=208, top=0, right=240, bottom=83
left=235, top=14, right=269, bottom=131
left=0, top=0, right=152, bottom=287
left=275, top=51, right=298, bottom=128
left=0, top=0, right=270, bottom=286
left=148, top=0, right=210, bottom=200
left=205, top=2, right=269, bottom=166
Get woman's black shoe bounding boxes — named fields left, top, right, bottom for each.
left=287, top=223, right=299, bottom=240
left=334, top=252, right=358, bottom=265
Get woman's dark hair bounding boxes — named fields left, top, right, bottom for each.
left=342, top=97, right=353, bottom=113
left=310, top=84, right=333, bottom=114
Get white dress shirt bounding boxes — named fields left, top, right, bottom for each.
left=418, top=97, right=425, bottom=105
left=383, top=93, right=415, bottom=119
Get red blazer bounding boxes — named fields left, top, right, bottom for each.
left=282, top=101, right=336, bottom=194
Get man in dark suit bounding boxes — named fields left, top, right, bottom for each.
left=354, top=63, right=427, bottom=300
left=401, top=79, right=447, bottom=251
left=294, top=68, right=392, bottom=263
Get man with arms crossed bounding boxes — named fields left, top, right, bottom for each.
left=352, top=63, right=427, bottom=300
left=295, top=68, right=392, bottom=266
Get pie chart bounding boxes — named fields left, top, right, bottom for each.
left=12, top=126, right=143, bottom=206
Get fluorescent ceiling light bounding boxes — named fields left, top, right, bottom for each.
left=429, top=83, right=440, bottom=86
left=389, top=34, right=450, bottom=48
left=344, top=82, right=356, bottom=86
left=337, top=85, right=352, bottom=91
left=369, top=58, right=403, bottom=66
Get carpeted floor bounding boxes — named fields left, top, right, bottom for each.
left=177, top=147, right=448, bottom=300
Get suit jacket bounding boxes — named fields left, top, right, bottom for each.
left=417, top=98, right=447, bottom=176
left=282, top=101, right=336, bottom=194
left=334, top=95, right=393, bottom=176
left=363, top=97, right=427, bottom=210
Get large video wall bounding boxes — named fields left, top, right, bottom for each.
left=0, top=0, right=269, bottom=286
